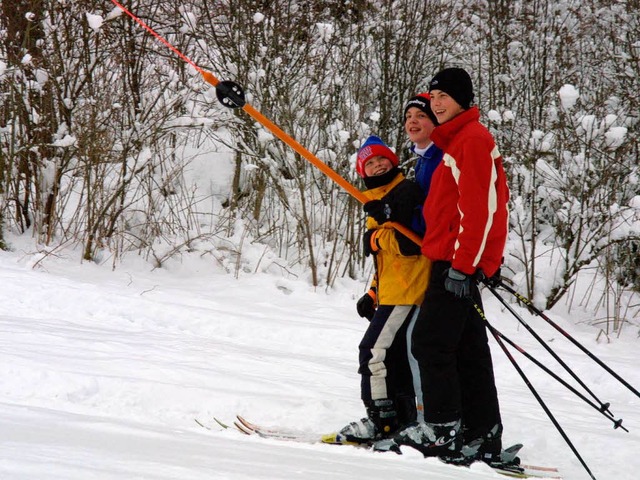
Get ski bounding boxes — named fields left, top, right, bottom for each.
left=222, top=415, right=561, bottom=478
left=194, top=418, right=211, bottom=430
left=319, top=432, right=369, bottom=447
left=321, top=431, right=557, bottom=476
left=492, top=465, right=562, bottom=479
left=194, top=417, right=230, bottom=431
left=235, top=415, right=319, bottom=442
left=233, top=419, right=253, bottom=435
left=214, top=417, right=230, bottom=429
left=491, top=467, right=561, bottom=479
left=445, top=456, right=561, bottom=480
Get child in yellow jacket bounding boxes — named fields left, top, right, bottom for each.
left=337, top=135, right=431, bottom=444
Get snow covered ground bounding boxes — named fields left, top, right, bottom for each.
left=1, top=242, right=638, bottom=480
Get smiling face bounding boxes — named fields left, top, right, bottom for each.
left=429, top=89, right=465, bottom=124
left=363, top=155, right=394, bottom=177
left=404, top=107, right=436, bottom=149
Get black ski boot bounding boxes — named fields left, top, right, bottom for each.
left=373, top=418, right=461, bottom=457
left=338, top=398, right=399, bottom=444
left=462, top=423, right=503, bottom=464
left=441, top=423, right=504, bottom=466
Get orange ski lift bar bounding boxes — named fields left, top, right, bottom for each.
left=110, top=1, right=422, bottom=246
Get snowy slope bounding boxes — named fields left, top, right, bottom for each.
left=0, top=247, right=638, bottom=480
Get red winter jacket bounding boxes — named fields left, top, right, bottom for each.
left=422, top=107, right=509, bottom=277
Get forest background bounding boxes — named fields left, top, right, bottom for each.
left=1, top=0, right=639, bottom=337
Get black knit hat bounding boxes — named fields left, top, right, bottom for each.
left=428, top=67, right=474, bottom=109
left=404, top=92, right=438, bottom=125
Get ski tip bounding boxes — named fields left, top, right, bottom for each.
left=194, top=418, right=210, bottom=430
left=233, top=420, right=253, bottom=435
left=213, top=417, right=230, bottom=429
left=235, top=415, right=259, bottom=433
left=195, top=417, right=232, bottom=431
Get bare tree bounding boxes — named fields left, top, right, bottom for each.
left=1, top=0, right=638, bottom=327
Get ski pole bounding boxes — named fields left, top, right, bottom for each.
left=494, top=279, right=640, bottom=401
left=472, top=301, right=598, bottom=480
left=491, top=326, right=626, bottom=431
left=484, top=283, right=616, bottom=419
left=110, top=0, right=422, bottom=247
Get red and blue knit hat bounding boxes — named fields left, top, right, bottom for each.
left=356, top=135, right=399, bottom=178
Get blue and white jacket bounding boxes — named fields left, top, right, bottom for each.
left=410, top=142, right=443, bottom=234
left=413, top=142, right=443, bottom=197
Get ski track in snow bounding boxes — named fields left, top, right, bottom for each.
left=0, top=250, right=638, bottom=479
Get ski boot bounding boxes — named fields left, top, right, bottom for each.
left=440, top=423, right=504, bottom=466
left=336, top=398, right=399, bottom=444
left=373, top=418, right=461, bottom=457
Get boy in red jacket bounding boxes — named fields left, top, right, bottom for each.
left=375, top=67, right=510, bottom=466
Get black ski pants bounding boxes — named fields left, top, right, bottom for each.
left=411, top=260, right=501, bottom=436
left=358, top=304, right=417, bottom=405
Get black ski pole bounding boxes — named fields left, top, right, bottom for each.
left=484, top=283, right=616, bottom=419
left=472, top=302, right=598, bottom=480
left=492, top=327, right=626, bottom=431
left=496, top=279, right=640, bottom=401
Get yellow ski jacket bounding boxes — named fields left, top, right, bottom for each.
left=363, top=172, right=431, bottom=306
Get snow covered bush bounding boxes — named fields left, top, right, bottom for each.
left=1, top=0, right=638, bottom=329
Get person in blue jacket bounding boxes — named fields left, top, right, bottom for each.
left=403, top=92, right=443, bottom=198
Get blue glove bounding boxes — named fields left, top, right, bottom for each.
left=444, top=268, right=473, bottom=298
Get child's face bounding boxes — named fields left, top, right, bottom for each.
left=405, top=107, right=436, bottom=148
left=364, top=156, right=393, bottom=177
left=430, top=90, right=464, bottom=124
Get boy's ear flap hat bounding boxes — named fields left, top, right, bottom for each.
left=428, top=67, right=474, bottom=110
left=356, top=135, right=398, bottom=178
left=404, top=92, right=438, bottom=125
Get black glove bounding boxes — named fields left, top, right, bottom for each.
left=364, top=199, right=392, bottom=224
left=483, top=268, right=502, bottom=288
left=444, top=268, right=473, bottom=298
left=356, top=290, right=376, bottom=321
left=363, top=229, right=378, bottom=257
left=395, top=230, right=421, bottom=256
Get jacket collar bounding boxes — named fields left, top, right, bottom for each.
left=364, top=171, right=405, bottom=199
left=363, top=167, right=401, bottom=190
left=430, top=106, right=480, bottom=150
